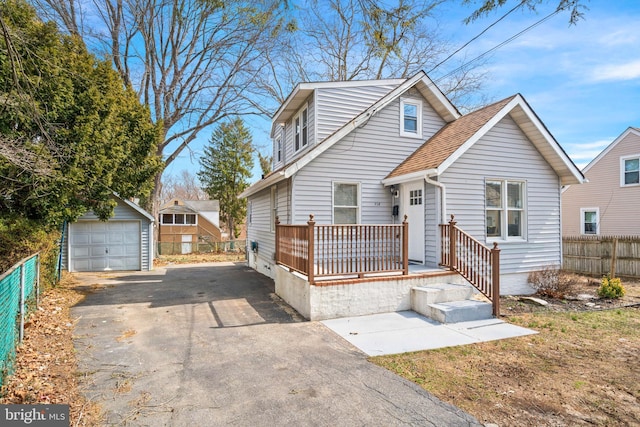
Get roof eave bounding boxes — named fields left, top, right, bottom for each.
left=238, top=171, right=286, bottom=199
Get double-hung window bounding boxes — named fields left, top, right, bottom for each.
left=333, top=182, right=359, bottom=224
left=580, top=208, right=599, bottom=235
left=485, top=179, right=526, bottom=240
left=621, top=155, right=640, bottom=186
left=294, top=105, right=308, bottom=152
left=400, top=98, right=422, bottom=138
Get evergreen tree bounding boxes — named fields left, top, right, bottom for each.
left=198, top=119, right=253, bottom=240
left=0, top=0, right=161, bottom=225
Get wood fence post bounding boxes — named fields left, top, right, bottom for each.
left=448, top=215, right=457, bottom=271
left=610, top=237, right=618, bottom=278
left=402, top=215, right=409, bottom=275
left=491, top=242, right=501, bottom=317
left=307, top=214, right=315, bottom=284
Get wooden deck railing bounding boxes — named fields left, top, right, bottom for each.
left=440, top=215, right=501, bottom=316
left=275, top=215, right=408, bottom=283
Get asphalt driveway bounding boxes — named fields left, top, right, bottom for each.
left=71, top=262, right=482, bottom=426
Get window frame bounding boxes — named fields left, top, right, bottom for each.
left=294, top=104, right=309, bottom=153
left=400, top=98, right=423, bottom=139
left=332, top=181, right=361, bottom=224
left=620, top=154, right=640, bottom=187
left=580, top=207, right=599, bottom=235
left=485, top=179, right=527, bottom=242
left=160, top=213, right=197, bottom=226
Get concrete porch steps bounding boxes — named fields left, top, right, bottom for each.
left=411, top=283, right=493, bottom=323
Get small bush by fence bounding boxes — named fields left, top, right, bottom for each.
left=0, top=253, right=40, bottom=387
left=157, top=240, right=246, bottom=256
left=563, top=236, right=640, bottom=279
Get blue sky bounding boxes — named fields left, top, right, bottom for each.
left=165, top=0, right=640, bottom=181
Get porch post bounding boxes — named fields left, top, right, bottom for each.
left=402, top=215, right=409, bottom=275
left=448, top=215, right=457, bottom=271
left=275, top=216, right=280, bottom=265
left=307, top=214, right=315, bottom=284
left=491, top=242, right=501, bottom=317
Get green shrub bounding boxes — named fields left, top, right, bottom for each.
left=0, top=216, right=61, bottom=289
left=598, top=276, right=626, bottom=299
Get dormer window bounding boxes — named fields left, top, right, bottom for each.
left=621, top=155, right=640, bottom=186
left=295, top=105, right=308, bottom=152
left=276, top=135, right=282, bottom=163
left=400, top=98, right=422, bottom=138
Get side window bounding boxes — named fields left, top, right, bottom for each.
left=400, top=98, right=422, bottom=138
left=581, top=208, right=599, bottom=235
left=485, top=179, right=526, bottom=240
left=294, top=105, right=309, bottom=152
left=333, top=182, right=359, bottom=224
left=621, top=156, right=640, bottom=186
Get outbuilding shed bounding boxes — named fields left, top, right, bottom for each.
left=62, top=195, right=154, bottom=272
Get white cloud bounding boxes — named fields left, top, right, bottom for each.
left=589, top=59, right=640, bottom=82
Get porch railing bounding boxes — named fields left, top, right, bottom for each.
left=275, top=215, right=408, bottom=283
left=439, top=215, right=501, bottom=316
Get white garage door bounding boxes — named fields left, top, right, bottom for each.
left=70, top=221, right=141, bottom=271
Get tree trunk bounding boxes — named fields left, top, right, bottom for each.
left=151, top=171, right=163, bottom=257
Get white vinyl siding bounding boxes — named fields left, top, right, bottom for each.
left=441, top=115, right=561, bottom=275
left=562, top=129, right=640, bottom=236
left=315, top=84, right=399, bottom=143
left=292, top=92, right=445, bottom=225
left=246, top=179, right=291, bottom=269
left=284, top=96, right=315, bottom=164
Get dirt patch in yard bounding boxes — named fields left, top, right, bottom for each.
left=373, top=279, right=640, bottom=427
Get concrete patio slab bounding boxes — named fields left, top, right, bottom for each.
left=322, top=311, right=537, bottom=356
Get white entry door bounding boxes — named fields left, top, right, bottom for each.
left=181, top=235, right=193, bottom=254
left=403, top=180, right=425, bottom=263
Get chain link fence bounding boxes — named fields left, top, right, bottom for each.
left=0, top=253, right=40, bottom=387
left=157, top=240, right=246, bottom=255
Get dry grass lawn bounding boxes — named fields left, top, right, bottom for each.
left=372, top=281, right=640, bottom=426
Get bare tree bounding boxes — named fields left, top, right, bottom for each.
left=160, top=169, right=207, bottom=205
left=32, top=0, right=287, bottom=225
left=254, top=0, right=488, bottom=109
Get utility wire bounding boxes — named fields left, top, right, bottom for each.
left=427, top=0, right=526, bottom=74
left=434, top=7, right=563, bottom=83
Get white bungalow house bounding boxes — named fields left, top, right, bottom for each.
left=240, top=71, right=584, bottom=320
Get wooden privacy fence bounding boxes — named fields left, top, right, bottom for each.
left=440, top=215, right=500, bottom=316
left=275, top=215, right=409, bottom=283
left=563, top=235, right=640, bottom=278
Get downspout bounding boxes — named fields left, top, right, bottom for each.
left=424, top=174, right=446, bottom=224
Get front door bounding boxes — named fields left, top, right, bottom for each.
left=403, top=180, right=425, bottom=263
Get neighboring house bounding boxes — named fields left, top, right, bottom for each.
left=562, top=127, right=640, bottom=236
left=158, top=199, right=222, bottom=254
left=240, top=71, right=584, bottom=318
left=62, top=194, right=154, bottom=272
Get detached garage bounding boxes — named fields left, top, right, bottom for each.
left=62, top=195, right=154, bottom=272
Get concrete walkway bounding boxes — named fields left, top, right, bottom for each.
left=71, top=263, right=482, bottom=426
left=322, top=311, right=537, bottom=356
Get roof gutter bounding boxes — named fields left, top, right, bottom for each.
left=424, top=173, right=446, bottom=224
